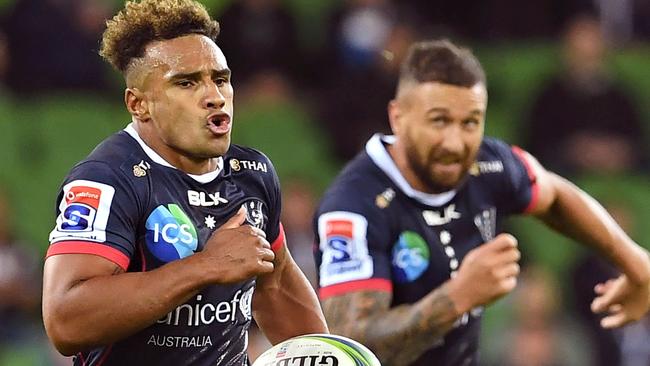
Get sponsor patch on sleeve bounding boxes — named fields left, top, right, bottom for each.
left=318, top=211, right=374, bottom=287
left=49, top=180, right=116, bottom=243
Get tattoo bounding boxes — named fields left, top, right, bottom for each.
left=322, top=286, right=458, bottom=366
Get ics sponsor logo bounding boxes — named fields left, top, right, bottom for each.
left=145, top=204, right=198, bottom=262
left=391, top=231, right=430, bottom=283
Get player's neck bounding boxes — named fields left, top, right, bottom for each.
left=132, top=123, right=220, bottom=175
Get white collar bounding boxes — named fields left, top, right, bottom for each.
left=365, top=134, right=457, bottom=206
left=124, top=123, right=223, bottom=184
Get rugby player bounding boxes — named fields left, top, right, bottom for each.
left=314, top=39, right=650, bottom=366
left=42, top=1, right=327, bottom=365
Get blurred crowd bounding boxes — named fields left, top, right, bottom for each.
left=0, top=0, right=649, bottom=365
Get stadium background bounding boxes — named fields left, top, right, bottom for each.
left=0, top=0, right=648, bottom=365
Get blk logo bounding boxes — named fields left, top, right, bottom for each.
left=187, top=190, right=229, bottom=207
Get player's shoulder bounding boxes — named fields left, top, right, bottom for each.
left=469, top=137, right=521, bottom=177
left=225, top=144, right=275, bottom=175
left=477, top=136, right=514, bottom=159
left=68, top=130, right=147, bottom=182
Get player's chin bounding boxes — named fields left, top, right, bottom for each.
left=208, top=136, right=231, bottom=156
left=429, top=169, right=466, bottom=191
left=194, top=140, right=230, bottom=158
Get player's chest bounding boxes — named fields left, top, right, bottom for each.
left=388, top=198, right=501, bottom=286
left=137, top=173, right=269, bottom=266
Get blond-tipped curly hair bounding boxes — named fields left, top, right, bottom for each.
left=100, top=0, right=220, bottom=73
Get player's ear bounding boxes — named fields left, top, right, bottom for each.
left=388, top=99, right=402, bottom=135
left=125, top=88, right=150, bottom=121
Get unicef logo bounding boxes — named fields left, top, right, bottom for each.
left=391, top=231, right=430, bottom=283
left=145, top=204, right=198, bottom=262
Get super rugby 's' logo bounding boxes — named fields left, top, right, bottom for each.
left=145, top=204, right=198, bottom=262
left=59, top=185, right=102, bottom=231
left=392, top=231, right=430, bottom=283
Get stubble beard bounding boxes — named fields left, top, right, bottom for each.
left=404, top=141, right=470, bottom=194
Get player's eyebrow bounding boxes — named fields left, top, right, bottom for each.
left=167, top=68, right=231, bottom=82
left=426, top=107, right=450, bottom=114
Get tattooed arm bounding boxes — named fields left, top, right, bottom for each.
left=323, top=286, right=457, bottom=366
left=322, top=234, right=521, bottom=366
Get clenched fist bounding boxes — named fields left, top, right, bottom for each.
left=198, top=206, right=276, bottom=284
left=446, top=233, right=520, bottom=314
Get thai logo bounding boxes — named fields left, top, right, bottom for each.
left=145, top=204, right=198, bottom=262
left=391, top=231, right=430, bottom=283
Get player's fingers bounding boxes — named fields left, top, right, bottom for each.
left=601, top=311, right=629, bottom=329
left=608, top=304, right=623, bottom=313
left=500, top=276, right=518, bottom=293
left=594, top=279, right=615, bottom=295
left=592, top=292, right=624, bottom=314
left=493, top=247, right=521, bottom=265
left=591, top=278, right=625, bottom=313
left=496, top=263, right=520, bottom=278
left=222, top=206, right=246, bottom=229
left=249, top=226, right=267, bottom=239
left=258, top=260, right=275, bottom=274
left=260, top=248, right=275, bottom=262
left=484, top=233, right=518, bottom=251
left=591, top=294, right=612, bottom=314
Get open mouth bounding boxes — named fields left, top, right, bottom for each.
left=206, top=113, right=231, bottom=136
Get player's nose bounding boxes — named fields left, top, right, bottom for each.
left=439, top=124, right=465, bottom=153
left=202, top=80, right=226, bottom=110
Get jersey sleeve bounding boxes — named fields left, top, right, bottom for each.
left=490, top=141, right=539, bottom=215
left=262, top=156, right=285, bottom=252
left=314, top=187, right=393, bottom=300
left=47, top=161, right=142, bottom=270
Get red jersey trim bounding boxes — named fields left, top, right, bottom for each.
left=319, top=279, right=393, bottom=300
left=512, top=146, right=540, bottom=214
left=46, top=241, right=130, bottom=271
left=270, top=223, right=285, bottom=252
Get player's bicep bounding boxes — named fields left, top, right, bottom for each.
left=321, top=290, right=392, bottom=334
left=514, top=149, right=558, bottom=215
left=43, top=254, right=123, bottom=319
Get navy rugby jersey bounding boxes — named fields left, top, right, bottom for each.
left=47, top=124, right=285, bottom=366
left=314, top=134, right=538, bottom=366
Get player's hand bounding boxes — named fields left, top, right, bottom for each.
left=446, top=233, right=520, bottom=314
left=201, top=206, right=275, bottom=284
left=591, top=274, right=650, bottom=328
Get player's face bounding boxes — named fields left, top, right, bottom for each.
left=390, top=82, right=486, bottom=193
left=140, top=34, right=234, bottom=161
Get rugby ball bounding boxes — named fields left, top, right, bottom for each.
left=252, top=333, right=381, bottom=366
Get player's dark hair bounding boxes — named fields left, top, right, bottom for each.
left=398, top=40, right=485, bottom=90
left=100, top=0, right=220, bottom=73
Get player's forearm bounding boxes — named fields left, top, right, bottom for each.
left=43, top=255, right=210, bottom=355
left=253, top=250, right=328, bottom=344
left=542, top=175, right=650, bottom=284
left=324, top=285, right=459, bottom=366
